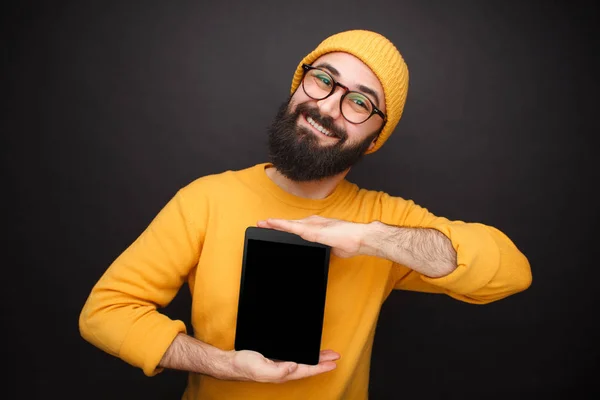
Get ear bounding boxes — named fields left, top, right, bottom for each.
left=367, top=140, right=376, bottom=151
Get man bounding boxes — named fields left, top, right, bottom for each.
left=79, top=29, right=532, bottom=399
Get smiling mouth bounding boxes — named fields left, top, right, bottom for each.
left=303, top=113, right=338, bottom=139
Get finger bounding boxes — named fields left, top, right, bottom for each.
left=277, top=361, right=298, bottom=375
left=234, top=351, right=294, bottom=379
left=271, top=361, right=298, bottom=373
left=319, top=350, right=341, bottom=362
left=255, top=361, right=298, bottom=382
left=286, top=361, right=337, bottom=381
left=259, top=219, right=306, bottom=235
left=268, top=216, right=315, bottom=224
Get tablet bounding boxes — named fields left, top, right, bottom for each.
left=234, top=226, right=331, bottom=365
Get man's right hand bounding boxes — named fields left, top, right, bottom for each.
left=226, top=349, right=340, bottom=383
left=159, top=333, right=339, bottom=383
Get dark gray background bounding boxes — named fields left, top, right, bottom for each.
left=2, top=0, right=598, bottom=398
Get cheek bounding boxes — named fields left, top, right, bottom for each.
left=345, top=123, right=379, bottom=144
left=290, top=89, right=311, bottom=107
left=345, top=125, right=366, bottom=140
left=364, top=117, right=384, bottom=136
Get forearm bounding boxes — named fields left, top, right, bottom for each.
left=361, top=221, right=457, bottom=278
left=159, top=333, right=235, bottom=380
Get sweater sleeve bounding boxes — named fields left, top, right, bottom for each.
left=79, top=184, right=206, bottom=376
left=379, top=193, right=532, bottom=304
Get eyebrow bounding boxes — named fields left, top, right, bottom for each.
left=314, top=62, right=382, bottom=108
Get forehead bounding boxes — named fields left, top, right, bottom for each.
left=310, top=52, right=384, bottom=105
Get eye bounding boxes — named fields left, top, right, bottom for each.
left=354, top=99, right=367, bottom=108
left=315, top=74, right=332, bottom=87
left=351, top=97, right=369, bottom=110
left=343, top=93, right=372, bottom=116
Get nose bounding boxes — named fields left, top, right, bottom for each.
left=316, top=87, right=345, bottom=120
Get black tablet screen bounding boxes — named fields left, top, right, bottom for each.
left=236, top=238, right=328, bottom=364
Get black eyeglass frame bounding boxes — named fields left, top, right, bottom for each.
left=301, top=64, right=387, bottom=124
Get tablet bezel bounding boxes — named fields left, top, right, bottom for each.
left=234, top=226, right=331, bottom=365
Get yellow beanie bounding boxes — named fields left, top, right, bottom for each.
left=290, top=30, right=409, bottom=154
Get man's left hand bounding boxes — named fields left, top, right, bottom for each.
left=257, top=216, right=369, bottom=258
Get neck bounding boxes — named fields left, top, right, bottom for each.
left=265, top=165, right=349, bottom=200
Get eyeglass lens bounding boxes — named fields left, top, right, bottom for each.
left=303, top=69, right=373, bottom=124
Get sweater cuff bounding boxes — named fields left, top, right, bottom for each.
left=120, top=314, right=187, bottom=377
left=420, top=222, right=500, bottom=294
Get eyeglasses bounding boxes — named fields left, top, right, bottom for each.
left=301, top=64, right=386, bottom=124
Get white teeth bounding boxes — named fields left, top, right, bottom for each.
left=307, top=116, right=333, bottom=137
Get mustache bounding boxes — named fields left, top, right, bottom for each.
left=294, top=103, right=347, bottom=141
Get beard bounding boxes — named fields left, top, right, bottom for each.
left=267, top=97, right=380, bottom=182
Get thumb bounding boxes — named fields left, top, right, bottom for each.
left=257, top=360, right=298, bottom=380
left=276, top=361, right=298, bottom=375
left=287, top=362, right=298, bottom=373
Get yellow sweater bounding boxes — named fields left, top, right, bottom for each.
left=79, top=163, right=532, bottom=399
